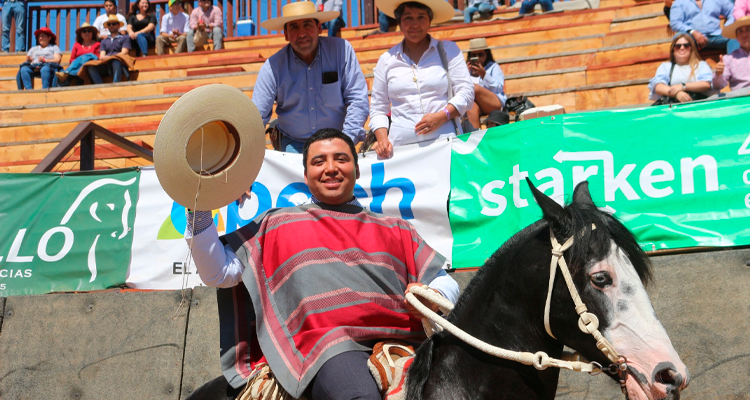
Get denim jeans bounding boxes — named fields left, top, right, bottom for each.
left=131, top=32, right=154, bottom=56
left=322, top=15, right=345, bottom=37
left=464, top=3, right=496, bottom=23
left=280, top=134, right=306, bottom=153
left=680, top=32, right=730, bottom=52
left=16, top=62, right=58, bottom=89
left=186, top=26, right=224, bottom=52
left=378, top=11, right=396, bottom=32
left=87, top=59, right=125, bottom=84
left=519, top=0, right=553, bottom=14
left=2, top=0, right=26, bottom=52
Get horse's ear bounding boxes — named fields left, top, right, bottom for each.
left=526, top=178, right=566, bottom=224
left=572, top=181, right=596, bottom=208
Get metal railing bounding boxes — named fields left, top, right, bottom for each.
left=2, top=0, right=380, bottom=53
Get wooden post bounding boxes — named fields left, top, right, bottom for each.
left=364, top=0, right=374, bottom=25
left=80, top=132, right=95, bottom=171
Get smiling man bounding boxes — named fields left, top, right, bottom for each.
left=252, top=1, right=369, bottom=153
left=184, top=128, right=458, bottom=400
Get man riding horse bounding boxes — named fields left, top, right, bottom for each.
left=184, top=128, right=459, bottom=400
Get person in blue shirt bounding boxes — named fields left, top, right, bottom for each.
left=315, top=0, right=346, bottom=37
left=254, top=1, right=369, bottom=153
left=669, top=0, right=735, bottom=52
left=464, top=0, right=499, bottom=23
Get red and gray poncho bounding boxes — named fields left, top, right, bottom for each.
left=217, top=202, right=446, bottom=398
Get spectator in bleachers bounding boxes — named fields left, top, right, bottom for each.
left=669, top=0, right=734, bottom=52
left=649, top=33, right=712, bottom=104
left=464, top=38, right=506, bottom=129
left=127, top=0, right=157, bottom=56
left=87, top=14, right=131, bottom=84
left=187, top=0, right=223, bottom=52
left=370, top=0, right=473, bottom=158
left=253, top=1, right=369, bottom=153
left=316, top=0, right=346, bottom=37
left=2, top=0, right=26, bottom=52
left=93, top=0, right=127, bottom=40
left=464, top=0, right=498, bottom=23
left=736, top=0, right=750, bottom=20
left=55, top=23, right=100, bottom=86
left=713, top=17, right=750, bottom=91
left=519, top=0, right=553, bottom=15
left=16, top=27, right=61, bottom=89
left=156, top=0, right=189, bottom=55
left=378, top=11, right=397, bottom=33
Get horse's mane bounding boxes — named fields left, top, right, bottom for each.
left=451, top=198, right=653, bottom=320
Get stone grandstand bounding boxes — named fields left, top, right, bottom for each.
left=0, top=0, right=695, bottom=173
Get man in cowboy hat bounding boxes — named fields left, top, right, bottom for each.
left=184, top=128, right=458, bottom=400
left=93, top=0, right=127, bottom=40
left=713, top=17, right=750, bottom=91
left=88, top=14, right=131, bottom=83
left=252, top=1, right=369, bottom=153
left=156, top=0, right=190, bottom=55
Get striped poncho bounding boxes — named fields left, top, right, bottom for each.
left=217, top=203, right=446, bottom=398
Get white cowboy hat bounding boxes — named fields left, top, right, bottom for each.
left=153, top=84, right=266, bottom=211
left=722, top=16, right=750, bottom=39
left=261, top=1, right=339, bottom=32
left=375, top=0, right=455, bottom=25
left=463, top=37, right=491, bottom=52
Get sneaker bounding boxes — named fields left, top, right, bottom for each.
left=56, top=71, right=69, bottom=82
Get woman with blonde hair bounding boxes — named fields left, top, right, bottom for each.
left=649, top=33, right=712, bottom=104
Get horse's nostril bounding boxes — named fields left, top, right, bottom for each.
left=654, top=366, right=682, bottom=388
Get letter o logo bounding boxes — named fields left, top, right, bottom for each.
left=38, top=227, right=74, bottom=262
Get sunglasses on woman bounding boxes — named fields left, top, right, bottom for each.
left=674, top=43, right=691, bottom=50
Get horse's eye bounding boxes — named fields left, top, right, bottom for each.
left=590, top=272, right=613, bottom=289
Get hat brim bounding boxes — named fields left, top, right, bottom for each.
left=153, top=84, right=266, bottom=211
left=261, top=11, right=339, bottom=32
left=375, top=0, right=456, bottom=25
left=76, top=26, right=99, bottom=36
left=463, top=45, right=491, bottom=52
left=722, top=17, right=750, bottom=39
left=34, top=29, right=57, bottom=42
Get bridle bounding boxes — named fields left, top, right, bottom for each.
left=405, top=226, right=631, bottom=398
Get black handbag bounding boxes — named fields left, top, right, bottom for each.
left=505, top=96, right=536, bottom=121
left=651, top=63, right=708, bottom=106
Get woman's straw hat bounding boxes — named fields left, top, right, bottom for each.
left=153, top=84, right=266, bottom=211
left=722, top=16, right=750, bottom=39
left=463, top=37, right=490, bottom=52
left=75, top=22, right=99, bottom=36
left=261, top=1, right=339, bottom=31
left=375, top=0, right=455, bottom=25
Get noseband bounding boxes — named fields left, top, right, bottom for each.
left=406, top=226, right=630, bottom=398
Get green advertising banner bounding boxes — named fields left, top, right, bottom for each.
left=450, top=97, right=750, bottom=269
left=0, top=168, right=140, bottom=295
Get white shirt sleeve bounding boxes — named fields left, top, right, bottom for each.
left=185, top=221, right=244, bottom=288
left=444, top=41, right=475, bottom=116
left=428, top=268, right=460, bottom=305
left=369, top=52, right=392, bottom=132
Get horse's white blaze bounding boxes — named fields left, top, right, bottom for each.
left=593, top=242, right=688, bottom=399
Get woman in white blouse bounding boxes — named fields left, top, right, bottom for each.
left=370, top=0, right=474, bottom=158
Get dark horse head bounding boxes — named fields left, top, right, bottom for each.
left=406, top=180, right=689, bottom=400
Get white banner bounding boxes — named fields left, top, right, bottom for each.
left=127, top=140, right=453, bottom=289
